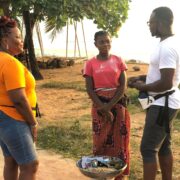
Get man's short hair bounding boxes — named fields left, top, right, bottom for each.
left=153, top=6, right=173, bottom=26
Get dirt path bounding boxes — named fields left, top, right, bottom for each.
left=0, top=148, right=90, bottom=180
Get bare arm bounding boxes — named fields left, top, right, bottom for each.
left=106, top=71, right=126, bottom=109
left=7, top=88, right=37, bottom=125
left=133, top=68, right=174, bottom=92
left=7, top=88, right=38, bottom=142
left=85, top=76, right=104, bottom=108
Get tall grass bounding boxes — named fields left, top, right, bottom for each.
left=126, top=88, right=143, bottom=114
left=37, top=120, right=92, bottom=159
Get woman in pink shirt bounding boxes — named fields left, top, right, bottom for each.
left=83, top=31, right=130, bottom=180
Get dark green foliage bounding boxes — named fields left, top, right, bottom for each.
left=126, top=88, right=139, bottom=105
left=45, top=0, right=130, bottom=38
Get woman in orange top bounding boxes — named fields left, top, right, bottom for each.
left=0, top=16, right=39, bottom=180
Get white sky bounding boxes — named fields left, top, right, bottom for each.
left=34, top=0, right=180, bottom=63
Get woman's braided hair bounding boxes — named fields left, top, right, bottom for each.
left=0, top=16, right=17, bottom=41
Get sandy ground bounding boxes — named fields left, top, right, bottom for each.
left=0, top=148, right=90, bottom=180
left=0, top=63, right=179, bottom=180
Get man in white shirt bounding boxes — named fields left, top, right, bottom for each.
left=128, top=7, right=180, bottom=180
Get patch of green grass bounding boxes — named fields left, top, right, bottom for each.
left=173, top=136, right=180, bottom=146
left=174, top=118, right=180, bottom=131
left=129, top=158, right=143, bottom=179
left=128, top=132, right=143, bottom=179
left=41, top=81, right=86, bottom=92
left=70, top=99, right=91, bottom=110
left=175, top=111, right=180, bottom=120
left=126, top=88, right=143, bottom=114
left=127, top=104, right=142, bottom=114
left=78, top=114, right=91, bottom=121
left=37, top=120, right=92, bottom=159
left=126, top=88, right=139, bottom=105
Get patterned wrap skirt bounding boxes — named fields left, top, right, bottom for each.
left=92, top=89, right=130, bottom=177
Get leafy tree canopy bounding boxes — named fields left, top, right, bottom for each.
left=0, top=0, right=130, bottom=79
left=10, top=0, right=130, bottom=38
left=45, top=0, right=130, bottom=38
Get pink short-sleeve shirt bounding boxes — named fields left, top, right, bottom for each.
left=83, top=55, right=127, bottom=89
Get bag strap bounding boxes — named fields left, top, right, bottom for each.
left=154, top=90, right=175, bottom=100
left=155, top=90, right=175, bottom=133
left=35, top=103, right=41, bottom=118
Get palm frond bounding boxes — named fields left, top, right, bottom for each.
left=44, top=17, right=65, bottom=42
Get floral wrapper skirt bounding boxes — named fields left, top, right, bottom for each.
left=92, top=89, right=131, bottom=178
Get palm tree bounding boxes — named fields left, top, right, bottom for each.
left=23, top=10, right=43, bottom=80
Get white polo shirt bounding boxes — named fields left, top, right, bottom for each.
left=146, top=35, right=180, bottom=109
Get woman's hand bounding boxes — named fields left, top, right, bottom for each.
left=98, top=103, right=111, bottom=113
left=97, top=106, right=114, bottom=123
left=104, top=111, right=114, bottom=123
left=30, top=123, right=38, bottom=143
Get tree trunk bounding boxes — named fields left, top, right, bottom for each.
left=0, top=0, right=10, bottom=16
left=23, top=10, right=43, bottom=80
